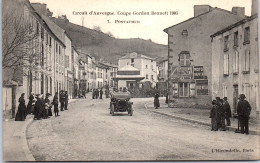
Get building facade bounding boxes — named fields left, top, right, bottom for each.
left=163, top=5, right=247, bottom=108
left=119, top=52, right=158, bottom=87
left=211, top=3, right=258, bottom=116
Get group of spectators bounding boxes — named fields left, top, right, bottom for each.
left=92, top=88, right=110, bottom=99
left=15, top=90, right=69, bottom=121
left=210, top=94, right=251, bottom=134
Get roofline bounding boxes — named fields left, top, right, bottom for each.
left=163, top=7, right=247, bottom=33
left=210, top=14, right=258, bottom=38
left=26, top=2, right=66, bottom=47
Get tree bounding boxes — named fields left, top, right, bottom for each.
left=93, top=25, right=102, bottom=32
left=2, top=2, right=47, bottom=80
left=106, top=31, right=115, bottom=38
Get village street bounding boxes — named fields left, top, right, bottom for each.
left=26, top=95, right=259, bottom=161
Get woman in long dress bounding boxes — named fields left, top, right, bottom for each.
left=154, top=93, right=160, bottom=109
left=15, top=93, right=26, bottom=121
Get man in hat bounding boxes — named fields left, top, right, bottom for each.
left=64, top=91, right=69, bottom=110
left=216, top=97, right=225, bottom=131
left=237, top=94, right=251, bottom=134
left=223, top=97, right=231, bottom=126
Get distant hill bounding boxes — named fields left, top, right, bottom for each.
left=52, top=17, right=167, bottom=64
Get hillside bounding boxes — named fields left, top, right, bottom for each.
left=52, top=17, right=167, bottom=64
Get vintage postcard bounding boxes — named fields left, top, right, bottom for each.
left=2, top=0, right=260, bottom=161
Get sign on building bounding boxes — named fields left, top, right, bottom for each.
left=193, top=66, right=204, bottom=79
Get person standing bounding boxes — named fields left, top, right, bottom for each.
left=210, top=100, right=218, bottom=131
left=34, top=94, right=44, bottom=120
left=64, top=91, right=69, bottom=110
left=44, top=93, right=51, bottom=119
left=165, top=92, right=168, bottom=104
left=100, top=88, right=103, bottom=99
left=237, top=94, right=251, bottom=134
left=154, top=93, right=160, bottom=109
left=216, top=97, right=225, bottom=131
left=223, top=97, right=231, bottom=126
left=105, top=89, right=109, bottom=98
left=96, top=89, right=99, bottom=99
left=82, top=90, right=86, bottom=98
left=52, top=92, right=59, bottom=117
left=15, top=93, right=26, bottom=121
left=92, top=89, right=95, bottom=99
left=60, top=90, right=65, bottom=111
left=27, top=92, right=34, bottom=115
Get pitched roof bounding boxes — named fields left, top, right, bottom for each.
left=41, top=15, right=66, bottom=44
left=26, top=2, right=66, bottom=47
left=211, top=14, right=258, bottom=37
left=120, top=52, right=154, bottom=60
left=163, top=7, right=247, bottom=33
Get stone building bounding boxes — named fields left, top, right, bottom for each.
left=72, top=46, right=79, bottom=97
left=211, top=0, right=258, bottom=116
left=113, top=65, right=145, bottom=90
left=2, top=0, right=66, bottom=118
left=119, top=52, right=158, bottom=87
left=163, top=5, right=247, bottom=108
left=157, top=56, right=168, bottom=82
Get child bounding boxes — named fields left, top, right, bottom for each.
left=210, top=100, right=218, bottom=131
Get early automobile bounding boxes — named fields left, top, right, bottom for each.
left=110, top=90, right=133, bottom=116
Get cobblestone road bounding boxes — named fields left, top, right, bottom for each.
left=27, top=96, right=260, bottom=161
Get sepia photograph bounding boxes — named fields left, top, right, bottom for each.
left=1, top=0, right=260, bottom=161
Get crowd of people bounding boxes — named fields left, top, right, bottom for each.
left=92, top=88, right=110, bottom=99
left=210, top=94, right=251, bottom=134
left=15, top=90, right=69, bottom=121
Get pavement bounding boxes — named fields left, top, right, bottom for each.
left=2, top=98, right=81, bottom=162
left=145, top=99, right=260, bottom=135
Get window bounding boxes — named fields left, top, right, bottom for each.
left=243, top=50, right=250, bottom=73
left=224, top=54, right=229, bottom=75
left=222, top=85, right=228, bottom=98
left=41, top=43, right=44, bottom=67
left=179, top=52, right=190, bottom=66
left=151, top=65, right=153, bottom=70
left=146, top=74, right=148, bottom=79
left=36, top=22, right=39, bottom=34
left=181, top=29, right=188, bottom=36
left=49, top=37, right=52, bottom=47
left=46, top=34, right=48, bottom=45
left=56, top=43, right=58, bottom=53
left=224, top=35, right=229, bottom=51
left=146, top=65, right=148, bottom=69
left=234, top=31, right=238, bottom=47
left=233, top=51, right=239, bottom=74
left=41, top=27, right=44, bottom=40
left=243, top=83, right=250, bottom=100
left=151, top=75, right=154, bottom=81
left=244, top=27, right=250, bottom=44
left=179, top=83, right=189, bottom=97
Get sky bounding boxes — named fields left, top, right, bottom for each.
left=29, top=0, right=252, bottom=45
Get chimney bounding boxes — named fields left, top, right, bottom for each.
left=194, top=5, right=212, bottom=17
left=232, top=7, right=245, bottom=18
left=251, top=0, right=258, bottom=15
